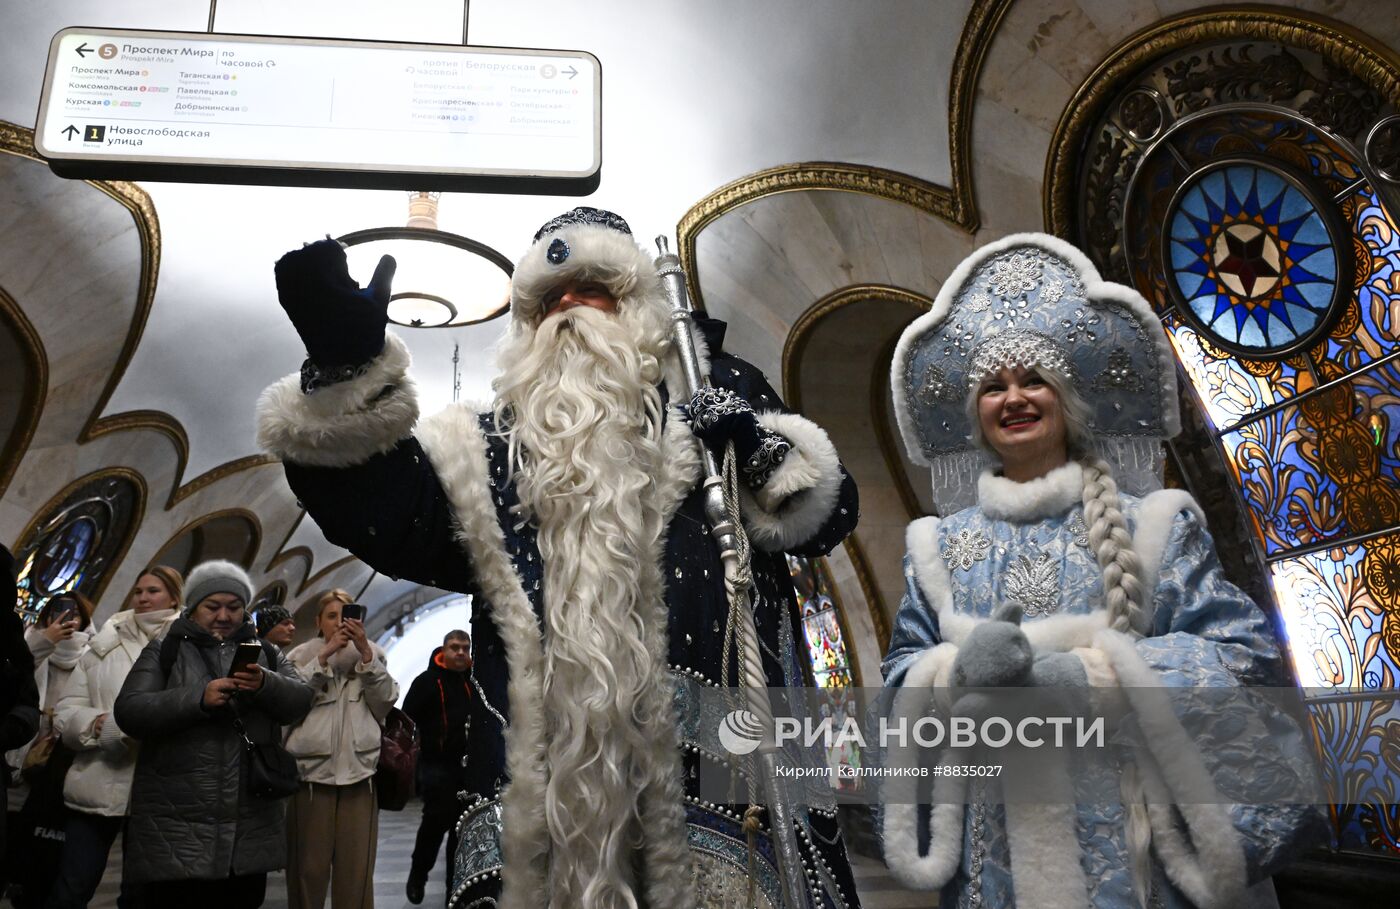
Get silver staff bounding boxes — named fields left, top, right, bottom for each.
left=655, top=236, right=807, bottom=909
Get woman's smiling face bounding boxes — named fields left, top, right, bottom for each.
left=976, top=364, right=1068, bottom=481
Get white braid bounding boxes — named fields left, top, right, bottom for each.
left=1081, top=456, right=1146, bottom=634
left=1120, top=760, right=1154, bottom=908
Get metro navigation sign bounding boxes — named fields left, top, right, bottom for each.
left=35, top=28, right=603, bottom=194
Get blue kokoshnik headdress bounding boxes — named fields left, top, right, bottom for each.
left=891, top=233, right=1181, bottom=515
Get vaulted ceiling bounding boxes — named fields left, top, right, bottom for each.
left=4, top=0, right=1396, bottom=654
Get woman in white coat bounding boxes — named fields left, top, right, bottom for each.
left=282, top=588, right=398, bottom=909
left=47, top=566, right=182, bottom=909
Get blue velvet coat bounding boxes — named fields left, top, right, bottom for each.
left=259, top=319, right=864, bottom=909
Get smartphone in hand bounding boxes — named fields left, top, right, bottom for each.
left=340, top=603, right=366, bottom=624
left=228, top=641, right=263, bottom=677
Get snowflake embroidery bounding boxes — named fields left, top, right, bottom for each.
left=1067, top=514, right=1089, bottom=548
left=941, top=528, right=992, bottom=571
left=1039, top=278, right=1065, bottom=306
left=987, top=253, right=1042, bottom=299
left=967, top=291, right=993, bottom=313
left=1003, top=552, right=1060, bottom=616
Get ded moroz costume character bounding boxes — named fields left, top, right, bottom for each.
left=256, top=208, right=864, bottom=909
left=881, top=234, right=1325, bottom=909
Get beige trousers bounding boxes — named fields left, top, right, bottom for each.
left=286, top=779, right=378, bottom=909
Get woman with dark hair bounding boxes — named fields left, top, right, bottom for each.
left=47, top=566, right=183, bottom=908
left=4, top=592, right=91, bottom=907
left=881, top=235, right=1325, bottom=908
left=116, top=560, right=311, bottom=908
left=5, top=591, right=92, bottom=785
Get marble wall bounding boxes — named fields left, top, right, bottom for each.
left=0, top=147, right=368, bottom=627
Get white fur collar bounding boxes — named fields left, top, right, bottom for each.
left=979, top=461, right=1082, bottom=522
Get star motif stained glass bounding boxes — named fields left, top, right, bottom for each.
left=1165, top=160, right=1344, bottom=357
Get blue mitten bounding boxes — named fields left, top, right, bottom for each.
left=682, top=386, right=792, bottom=488
left=274, top=239, right=396, bottom=391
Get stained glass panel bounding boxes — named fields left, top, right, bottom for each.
left=1116, top=100, right=1400, bottom=858
left=1307, top=698, right=1400, bottom=854
left=1270, top=539, right=1400, bottom=691
left=1219, top=357, right=1400, bottom=556
left=12, top=473, right=139, bottom=622
left=1166, top=161, right=1343, bottom=355
left=787, top=555, right=860, bottom=790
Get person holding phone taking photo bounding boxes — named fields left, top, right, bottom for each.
left=114, top=559, right=312, bottom=908
left=282, top=588, right=397, bottom=909
left=4, top=592, right=91, bottom=908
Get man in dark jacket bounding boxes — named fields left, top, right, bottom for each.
left=401, top=630, right=473, bottom=904
left=258, top=209, right=863, bottom=908
left=114, top=559, right=312, bottom=908
left=0, top=544, right=40, bottom=868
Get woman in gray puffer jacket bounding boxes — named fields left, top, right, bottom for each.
left=115, top=560, right=312, bottom=908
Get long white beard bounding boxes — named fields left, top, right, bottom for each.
left=493, top=305, right=677, bottom=908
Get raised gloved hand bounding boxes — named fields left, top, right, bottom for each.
left=274, top=239, right=396, bottom=387
left=682, top=386, right=791, bottom=488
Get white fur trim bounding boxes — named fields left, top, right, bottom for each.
left=256, top=333, right=418, bottom=468
left=1133, top=489, right=1204, bottom=620
left=882, top=643, right=967, bottom=890
left=417, top=404, right=696, bottom=906
left=511, top=224, right=660, bottom=323
left=905, top=517, right=974, bottom=646
left=1003, top=784, right=1090, bottom=908
left=890, top=232, right=1180, bottom=466
left=751, top=411, right=825, bottom=513
left=414, top=405, right=551, bottom=907
left=1095, top=630, right=1247, bottom=909
left=738, top=411, right=844, bottom=552
left=978, top=462, right=1083, bottom=522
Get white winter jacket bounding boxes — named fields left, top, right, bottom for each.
left=283, top=639, right=398, bottom=786
left=4, top=625, right=89, bottom=810
left=54, top=609, right=175, bottom=815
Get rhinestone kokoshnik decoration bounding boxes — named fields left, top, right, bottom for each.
left=968, top=329, right=1076, bottom=388
left=1092, top=348, right=1144, bottom=393
left=919, top=363, right=960, bottom=405
left=941, top=527, right=992, bottom=571
left=986, top=252, right=1043, bottom=299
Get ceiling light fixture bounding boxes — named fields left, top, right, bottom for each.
left=337, top=191, right=513, bottom=329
